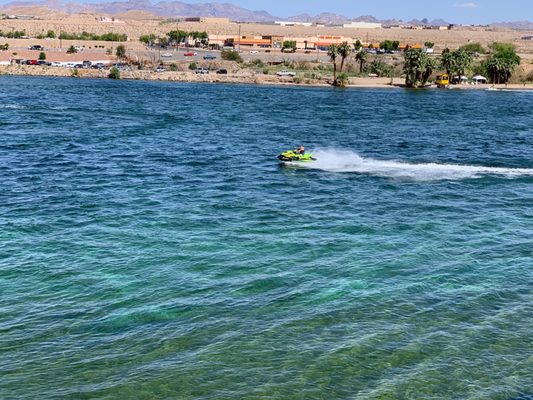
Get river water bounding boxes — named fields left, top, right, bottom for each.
left=1, top=76, right=532, bottom=399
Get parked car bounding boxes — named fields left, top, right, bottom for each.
left=184, top=52, right=197, bottom=56
left=276, top=70, right=296, bottom=77
left=216, top=68, right=228, bottom=75
left=155, top=66, right=167, bottom=72
left=250, top=50, right=259, bottom=54
left=37, top=60, right=50, bottom=66
left=113, top=63, right=129, bottom=71
left=161, top=52, right=173, bottom=57
left=82, top=60, right=92, bottom=68
left=91, top=63, right=105, bottom=69
left=195, top=67, right=209, bottom=74
left=203, top=54, right=216, bottom=60
left=28, top=45, right=44, bottom=51
left=25, top=59, right=38, bottom=65
left=50, top=61, right=62, bottom=67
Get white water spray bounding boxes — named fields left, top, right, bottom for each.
left=300, top=149, right=533, bottom=181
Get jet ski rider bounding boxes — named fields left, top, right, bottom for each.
left=296, top=144, right=305, bottom=154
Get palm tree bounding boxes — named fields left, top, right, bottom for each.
left=440, top=48, right=455, bottom=77
left=441, top=48, right=472, bottom=82
left=453, top=49, right=473, bottom=80
left=327, top=44, right=339, bottom=85
left=486, top=57, right=510, bottom=84
left=404, top=48, right=435, bottom=88
left=485, top=57, right=499, bottom=83
left=421, top=57, right=438, bottom=85
left=338, top=41, right=352, bottom=74
left=485, top=43, right=520, bottom=84
left=355, top=50, right=368, bottom=73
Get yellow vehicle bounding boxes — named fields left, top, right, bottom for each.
left=436, top=74, right=450, bottom=87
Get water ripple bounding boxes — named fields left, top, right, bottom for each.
left=0, top=76, right=532, bottom=399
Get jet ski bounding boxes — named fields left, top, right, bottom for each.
left=277, top=149, right=316, bottom=166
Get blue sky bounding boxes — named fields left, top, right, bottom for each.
left=181, top=0, right=530, bottom=24
left=0, top=0, right=530, bottom=23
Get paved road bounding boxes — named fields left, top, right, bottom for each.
left=139, top=47, right=332, bottom=64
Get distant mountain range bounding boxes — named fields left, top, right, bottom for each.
left=491, top=20, right=533, bottom=30
left=1, top=0, right=533, bottom=29
left=1, top=0, right=278, bottom=21
left=287, top=13, right=452, bottom=27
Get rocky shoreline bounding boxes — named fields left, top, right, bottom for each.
left=2, top=64, right=532, bottom=91
left=0, top=64, right=331, bottom=86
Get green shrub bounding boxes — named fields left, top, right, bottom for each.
left=0, top=30, right=25, bottom=38
left=263, top=68, right=269, bottom=75
left=304, top=72, right=321, bottom=79
left=170, top=63, right=177, bottom=71
left=295, top=61, right=311, bottom=70
left=282, top=40, right=297, bottom=52
left=221, top=50, right=243, bottom=63
left=115, top=44, right=126, bottom=59
left=369, top=60, right=392, bottom=77
left=337, top=72, right=349, bottom=87
left=108, top=67, right=120, bottom=79
left=71, top=68, right=79, bottom=77
left=139, top=34, right=156, bottom=45
left=59, top=31, right=127, bottom=41
left=315, top=64, right=333, bottom=72
left=282, top=59, right=294, bottom=68
left=460, top=42, right=485, bottom=54
left=38, top=52, right=46, bottom=60
left=189, top=62, right=197, bottom=70
left=249, top=58, right=265, bottom=68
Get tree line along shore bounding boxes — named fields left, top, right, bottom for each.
left=1, top=26, right=532, bottom=88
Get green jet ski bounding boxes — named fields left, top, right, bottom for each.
left=277, top=149, right=316, bottom=165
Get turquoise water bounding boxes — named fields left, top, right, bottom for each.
left=1, top=76, right=532, bottom=399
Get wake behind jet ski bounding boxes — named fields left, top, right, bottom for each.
left=278, top=145, right=316, bottom=166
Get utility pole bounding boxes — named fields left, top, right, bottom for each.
left=176, top=18, right=180, bottom=51
left=316, top=27, right=319, bottom=62
left=238, top=23, right=241, bottom=52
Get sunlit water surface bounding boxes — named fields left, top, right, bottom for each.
left=1, top=76, right=532, bottom=399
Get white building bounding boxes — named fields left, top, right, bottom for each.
left=275, top=21, right=313, bottom=27
left=343, top=22, right=382, bottom=29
